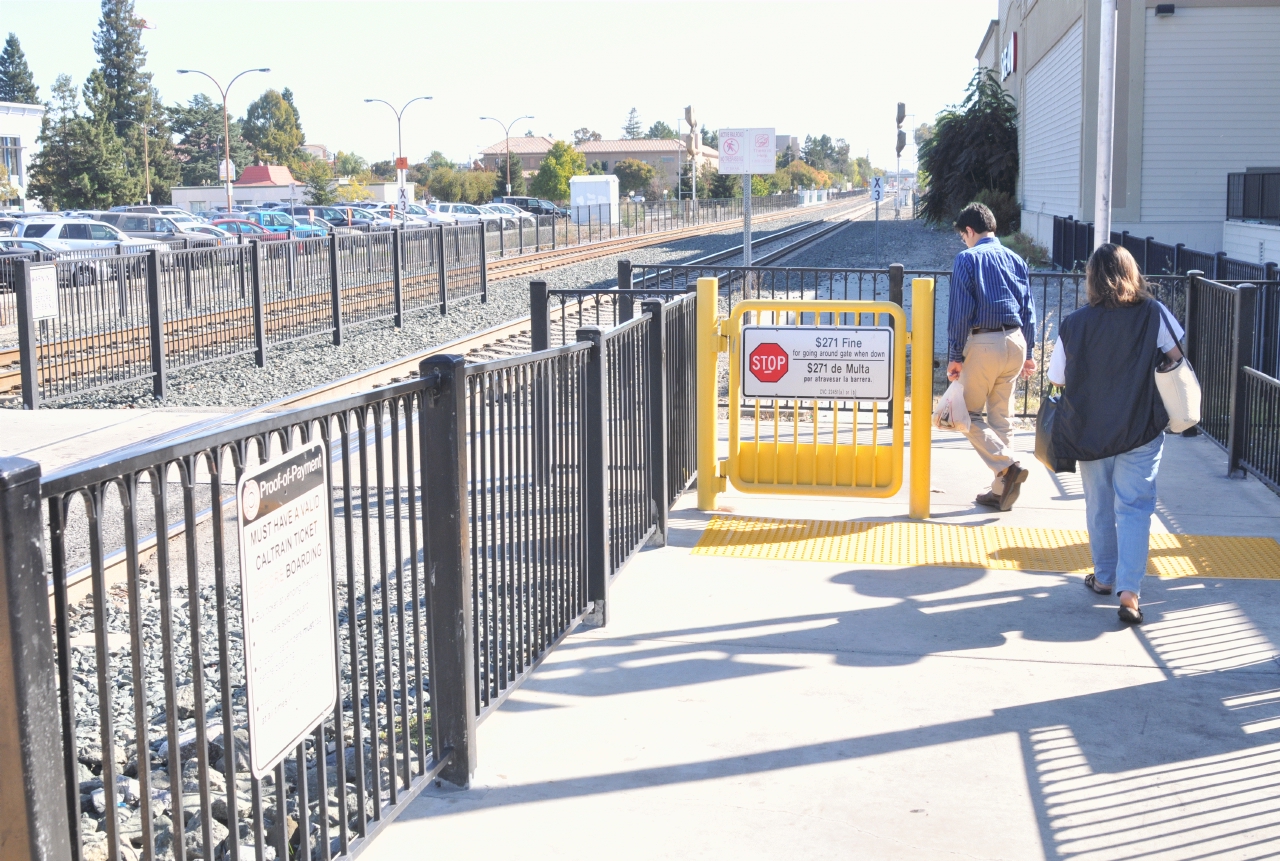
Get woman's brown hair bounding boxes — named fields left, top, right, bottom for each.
left=1086, top=244, right=1151, bottom=308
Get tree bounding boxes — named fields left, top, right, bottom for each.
left=613, top=158, right=656, bottom=197
left=462, top=170, right=499, bottom=204
left=917, top=69, right=1018, bottom=227
left=280, top=87, right=304, bottom=140
left=708, top=171, right=739, bottom=199
left=644, top=121, right=677, bottom=140
left=701, top=127, right=718, bottom=149
left=573, top=128, right=602, bottom=145
left=529, top=139, right=586, bottom=201
left=426, top=165, right=463, bottom=202
left=28, top=74, right=138, bottom=209
left=587, top=160, right=606, bottom=176
left=334, top=176, right=372, bottom=203
left=92, top=0, right=151, bottom=139
left=0, top=33, right=39, bottom=103
left=622, top=108, right=642, bottom=139
left=169, top=93, right=252, bottom=186
left=368, top=159, right=395, bottom=180
left=492, top=151, right=526, bottom=197
left=0, top=162, right=19, bottom=204
left=854, top=155, right=873, bottom=187
left=242, top=89, right=303, bottom=165
left=300, top=160, right=335, bottom=204
left=425, top=150, right=452, bottom=169
left=914, top=123, right=934, bottom=146
left=334, top=150, right=367, bottom=176
left=776, top=145, right=796, bottom=169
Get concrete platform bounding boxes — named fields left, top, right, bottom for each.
left=364, top=427, right=1280, bottom=860
left=0, top=407, right=236, bottom=474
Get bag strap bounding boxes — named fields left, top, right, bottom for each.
left=1153, top=299, right=1187, bottom=354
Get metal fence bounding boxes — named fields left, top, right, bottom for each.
left=11, top=224, right=488, bottom=408
left=2, top=292, right=704, bottom=861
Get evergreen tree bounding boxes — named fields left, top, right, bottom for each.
left=92, top=0, right=151, bottom=138
left=169, top=93, right=252, bottom=186
left=0, top=33, right=39, bottom=104
left=643, top=120, right=677, bottom=140
left=622, top=108, right=642, bottom=139
left=492, top=151, right=526, bottom=197
left=280, top=87, right=305, bottom=141
left=28, top=74, right=138, bottom=209
left=242, top=89, right=303, bottom=165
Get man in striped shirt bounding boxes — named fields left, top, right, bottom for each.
left=946, top=203, right=1037, bottom=511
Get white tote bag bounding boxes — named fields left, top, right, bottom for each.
left=1154, top=304, right=1201, bottom=433
left=931, top=381, right=971, bottom=432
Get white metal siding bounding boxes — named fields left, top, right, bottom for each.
left=1143, top=6, right=1280, bottom=224
left=1022, top=19, right=1083, bottom=219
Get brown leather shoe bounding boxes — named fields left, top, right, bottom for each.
left=975, top=491, right=1001, bottom=508
left=998, top=463, right=1028, bottom=511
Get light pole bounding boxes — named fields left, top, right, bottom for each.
left=134, top=19, right=156, bottom=205
left=177, top=67, right=270, bottom=213
left=480, top=115, right=533, bottom=196
left=365, top=97, right=432, bottom=208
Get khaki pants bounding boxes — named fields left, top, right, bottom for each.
left=958, top=330, right=1026, bottom=492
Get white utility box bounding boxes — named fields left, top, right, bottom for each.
left=569, top=175, right=619, bottom=225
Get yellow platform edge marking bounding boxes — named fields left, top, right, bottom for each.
left=691, top=515, right=1280, bottom=580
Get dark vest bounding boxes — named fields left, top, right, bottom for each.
left=1052, top=299, right=1168, bottom=462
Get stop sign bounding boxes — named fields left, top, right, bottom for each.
left=748, top=342, right=789, bottom=383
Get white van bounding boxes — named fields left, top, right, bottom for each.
left=15, top=216, right=163, bottom=252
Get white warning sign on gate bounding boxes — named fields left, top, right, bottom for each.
left=237, top=441, right=337, bottom=778
left=742, top=326, right=894, bottom=401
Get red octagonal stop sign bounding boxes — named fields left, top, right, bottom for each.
left=748, top=342, right=789, bottom=383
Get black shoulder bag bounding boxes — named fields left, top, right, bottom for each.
left=1035, top=388, right=1076, bottom=474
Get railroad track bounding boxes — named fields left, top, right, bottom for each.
left=2, top=197, right=871, bottom=403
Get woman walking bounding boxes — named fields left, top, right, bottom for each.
left=1046, top=244, right=1184, bottom=624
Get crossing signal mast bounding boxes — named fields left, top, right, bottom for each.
left=895, top=102, right=907, bottom=220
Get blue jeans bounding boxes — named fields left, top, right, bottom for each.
left=1079, top=434, right=1164, bottom=597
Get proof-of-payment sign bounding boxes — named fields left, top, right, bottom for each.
left=741, top=326, right=894, bottom=401
left=236, top=441, right=337, bottom=778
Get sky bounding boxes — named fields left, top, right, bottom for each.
left=3, top=0, right=998, bottom=171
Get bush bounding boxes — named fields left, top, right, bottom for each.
left=973, top=188, right=1020, bottom=234
left=999, top=231, right=1051, bottom=268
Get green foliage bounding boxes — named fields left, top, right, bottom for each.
left=974, top=188, right=1020, bottom=234
left=644, top=120, right=677, bottom=140
left=425, top=166, right=502, bottom=204
left=917, top=68, right=1018, bottom=226
left=300, top=160, right=335, bottom=204
left=613, top=158, right=656, bottom=197
left=168, top=93, right=252, bottom=186
left=529, top=140, right=585, bottom=201
left=708, top=171, right=739, bottom=199
left=0, top=33, right=39, bottom=104
left=242, top=89, right=304, bottom=165
left=776, top=145, right=795, bottom=169
left=777, top=160, right=832, bottom=191
left=622, top=108, right=642, bottom=139
left=853, top=156, right=872, bottom=187
left=999, top=231, right=1050, bottom=268
left=573, top=128, right=601, bottom=145
left=914, top=123, right=934, bottom=146
left=679, top=162, right=718, bottom=199
left=28, top=74, right=138, bottom=209
left=334, top=177, right=372, bottom=203
left=588, top=160, right=606, bottom=176
left=425, top=150, right=452, bottom=170
left=701, top=127, right=718, bottom=149
left=93, top=0, right=151, bottom=139
left=750, top=175, right=771, bottom=197
left=368, top=160, right=396, bottom=181
left=334, top=150, right=367, bottom=176
left=280, top=88, right=304, bottom=141
left=0, top=162, right=19, bottom=203
left=491, top=151, right=526, bottom=197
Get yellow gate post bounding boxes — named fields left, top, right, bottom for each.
left=697, top=276, right=725, bottom=511
left=909, top=277, right=935, bottom=520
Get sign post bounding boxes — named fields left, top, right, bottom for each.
left=718, top=128, right=775, bottom=276
left=236, top=441, right=338, bottom=778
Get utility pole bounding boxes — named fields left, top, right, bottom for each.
left=1093, top=0, right=1118, bottom=249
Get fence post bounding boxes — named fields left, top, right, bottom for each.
left=416, top=354, right=476, bottom=788
left=1266, top=262, right=1278, bottom=282
left=1214, top=251, right=1227, bottom=281
left=1144, top=236, right=1155, bottom=274
left=0, top=456, right=75, bottom=861
left=328, top=233, right=343, bottom=346
left=391, top=226, right=403, bottom=328
left=478, top=223, right=488, bottom=303
left=145, top=248, right=167, bottom=400
left=642, top=299, right=669, bottom=546
left=529, top=280, right=550, bottom=352
left=576, top=326, right=609, bottom=627
left=250, top=239, right=266, bottom=367
left=618, top=259, right=633, bottom=290
left=14, top=261, right=40, bottom=410
left=1227, top=284, right=1258, bottom=478
left=887, top=264, right=904, bottom=429
left=437, top=226, right=449, bottom=316
left=1175, top=243, right=1185, bottom=275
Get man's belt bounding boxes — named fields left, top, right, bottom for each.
left=971, top=324, right=1020, bottom=335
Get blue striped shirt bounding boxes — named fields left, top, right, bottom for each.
left=947, top=237, right=1036, bottom=363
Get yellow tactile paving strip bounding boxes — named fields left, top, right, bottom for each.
left=692, top=516, right=1280, bottom=580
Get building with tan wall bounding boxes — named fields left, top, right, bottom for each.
left=983, top=0, right=1280, bottom=255
left=479, top=136, right=718, bottom=195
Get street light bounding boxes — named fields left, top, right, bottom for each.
left=365, top=97, right=432, bottom=208
left=134, top=19, right=156, bottom=205
left=176, top=67, right=270, bottom=213
left=480, top=115, right=533, bottom=196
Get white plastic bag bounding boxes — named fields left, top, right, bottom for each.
left=932, top=381, right=971, bottom=432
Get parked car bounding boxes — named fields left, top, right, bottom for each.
left=283, top=205, right=376, bottom=229
left=95, top=211, right=187, bottom=241
left=0, top=218, right=20, bottom=236
left=182, top=224, right=236, bottom=243
left=501, top=196, right=569, bottom=218
left=14, top=216, right=163, bottom=251
left=242, top=209, right=327, bottom=239
left=480, top=203, right=536, bottom=225
left=124, top=206, right=209, bottom=226
left=211, top=219, right=288, bottom=241
left=0, top=237, right=60, bottom=255
left=368, top=202, right=456, bottom=225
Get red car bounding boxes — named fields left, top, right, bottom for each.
left=211, top=219, right=289, bottom=242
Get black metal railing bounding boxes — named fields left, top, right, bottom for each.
left=601, top=315, right=656, bottom=574
left=1227, top=170, right=1280, bottom=224
left=1239, top=367, right=1280, bottom=493
left=661, top=294, right=699, bottom=504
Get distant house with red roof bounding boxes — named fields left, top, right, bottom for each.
left=168, top=164, right=307, bottom=213
left=234, top=164, right=298, bottom=187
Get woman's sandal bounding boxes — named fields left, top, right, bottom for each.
left=1084, top=574, right=1113, bottom=595
left=1118, top=605, right=1144, bottom=625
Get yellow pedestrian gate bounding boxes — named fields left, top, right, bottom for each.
left=696, top=276, right=935, bottom=519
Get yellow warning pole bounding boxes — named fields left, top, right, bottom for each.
left=697, top=276, right=724, bottom=511
left=909, top=277, right=935, bottom=520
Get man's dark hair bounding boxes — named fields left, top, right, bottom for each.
left=953, top=202, right=998, bottom=235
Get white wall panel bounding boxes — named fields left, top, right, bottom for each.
left=1022, top=19, right=1084, bottom=220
